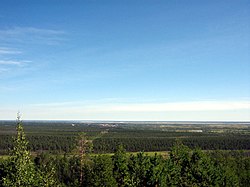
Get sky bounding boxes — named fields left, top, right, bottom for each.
left=0, top=0, right=249, bottom=121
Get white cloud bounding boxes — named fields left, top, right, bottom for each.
left=0, top=46, right=30, bottom=74
left=0, top=59, right=30, bottom=76
left=0, top=47, right=22, bottom=55
left=28, top=100, right=250, bottom=112
left=0, top=60, right=24, bottom=66
left=0, top=27, right=66, bottom=45
left=0, top=27, right=65, bottom=35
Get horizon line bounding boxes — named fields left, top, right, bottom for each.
left=0, top=119, right=249, bottom=123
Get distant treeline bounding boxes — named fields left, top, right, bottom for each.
left=93, top=136, right=250, bottom=153
left=1, top=122, right=250, bottom=155
left=0, top=134, right=250, bottom=155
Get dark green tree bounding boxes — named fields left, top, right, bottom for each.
left=86, top=155, right=117, bottom=187
left=113, top=145, right=129, bottom=187
left=0, top=158, right=7, bottom=186
left=209, top=150, right=240, bottom=187
left=146, top=154, right=167, bottom=187
left=165, top=141, right=230, bottom=187
left=34, top=152, right=58, bottom=187
left=127, top=152, right=151, bottom=186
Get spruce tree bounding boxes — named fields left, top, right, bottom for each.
left=3, top=114, right=37, bottom=186
left=3, top=114, right=57, bottom=187
left=113, top=145, right=129, bottom=187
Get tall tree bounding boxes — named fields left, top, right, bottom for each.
left=87, top=155, right=117, bottom=187
left=2, top=114, right=57, bottom=187
left=113, top=145, right=129, bottom=187
left=3, top=114, right=37, bottom=186
left=165, top=141, right=237, bottom=187
left=76, top=132, right=92, bottom=186
left=146, top=154, right=166, bottom=187
left=127, top=152, right=151, bottom=186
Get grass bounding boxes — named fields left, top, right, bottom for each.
left=0, top=151, right=169, bottom=160
left=89, top=151, right=169, bottom=158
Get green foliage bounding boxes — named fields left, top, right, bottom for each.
left=52, top=155, right=81, bottom=186
left=233, top=154, right=250, bottom=187
left=1, top=115, right=58, bottom=187
left=127, top=152, right=151, bottom=186
left=0, top=159, right=7, bottom=186
left=147, top=154, right=167, bottom=186
left=34, top=152, right=58, bottom=187
left=166, top=141, right=239, bottom=187
left=2, top=116, right=37, bottom=186
left=76, top=132, right=93, bottom=186
left=86, top=155, right=117, bottom=187
left=113, top=145, right=130, bottom=187
left=209, top=150, right=242, bottom=187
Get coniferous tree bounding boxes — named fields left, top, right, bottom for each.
left=76, top=132, right=92, bottom=186
left=113, top=145, right=129, bottom=187
left=3, top=114, right=37, bottom=186
left=127, top=152, right=151, bottom=186
left=87, top=155, right=117, bottom=187
left=147, top=154, right=166, bottom=187
left=3, top=114, right=57, bottom=187
left=165, top=141, right=238, bottom=187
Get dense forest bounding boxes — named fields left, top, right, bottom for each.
left=0, top=120, right=250, bottom=186
left=0, top=121, right=250, bottom=155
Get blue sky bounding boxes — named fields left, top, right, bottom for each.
left=0, top=0, right=249, bottom=120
